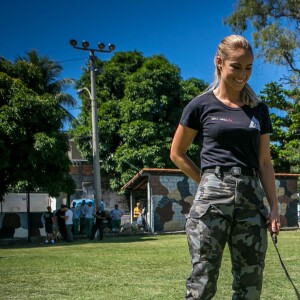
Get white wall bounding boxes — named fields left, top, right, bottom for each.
left=1, top=193, right=56, bottom=213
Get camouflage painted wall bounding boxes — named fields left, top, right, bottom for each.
left=150, top=174, right=299, bottom=232
left=151, top=175, right=197, bottom=232
left=0, top=174, right=298, bottom=238
left=272, top=177, right=299, bottom=227
left=0, top=212, right=44, bottom=239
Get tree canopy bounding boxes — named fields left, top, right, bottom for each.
left=0, top=53, right=76, bottom=200
left=15, top=50, right=77, bottom=122
left=224, top=0, right=300, bottom=86
left=259, top=82, right=300, bottom=173
left=72, top=51, right=207, bottom=190
left=225, top=0, right=300, bottom=177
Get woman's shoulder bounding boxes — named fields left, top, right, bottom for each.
left=185, top=91, right=213, bottom=109
left=192, top=91, right=213, bottom=102
left=251, top=100, right=270, bottom=112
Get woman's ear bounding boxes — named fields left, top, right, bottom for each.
left=216, top=56, right=222, bottom=68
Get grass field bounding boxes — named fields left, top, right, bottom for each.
left=0, top=231, right=299, bottom=300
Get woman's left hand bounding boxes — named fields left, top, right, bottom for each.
left=268, top=208, right=280, bottom=236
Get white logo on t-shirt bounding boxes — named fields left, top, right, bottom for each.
left=249, top=116, right=260, bottom=130
left=211, top=116, right=233, bottom=122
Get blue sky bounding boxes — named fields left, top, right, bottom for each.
left=1, top=0, right=287, bottom=118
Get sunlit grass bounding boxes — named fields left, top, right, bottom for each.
left=0, top=231, right=299, bottom=299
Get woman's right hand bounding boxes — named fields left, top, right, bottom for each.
left=170, top=125, right=201, bottom=184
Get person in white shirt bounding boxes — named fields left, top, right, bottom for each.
left=71, top=202, right=79, bottom=235
left=84, top=202, right=94, bottom=237
left=61, top=205, right=73, bottom=242
left=79, top=200, right=87, bottom=234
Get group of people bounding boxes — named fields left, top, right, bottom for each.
left=41, top=202, right=124, bottom=244
left=42, top=204, right=74, bottom=243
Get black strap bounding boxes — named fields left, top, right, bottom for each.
left=272, top=234, right=300, bottom=299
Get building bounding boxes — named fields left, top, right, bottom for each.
left=68, top=138, right=128, bottom=212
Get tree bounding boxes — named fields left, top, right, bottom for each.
left=259, top=82, right=300, bottom=172
left=224, top=0, right=300, bottom=85
left=0, top=56, right=76, bottom=200
left=15, top=50, right=76, bottom=122
left=72, top=51, right=145, bottom=171
left=72, top=52, right=207, bottom=190
left=225, top=0, right=300, bottom=174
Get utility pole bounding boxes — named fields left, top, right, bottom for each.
left=69, top=39, right=115, bottom=205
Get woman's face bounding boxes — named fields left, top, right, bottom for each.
left=217, top=47, right=254, bottom=92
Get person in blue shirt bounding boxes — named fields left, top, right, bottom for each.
left=110, top=204, right=124, bottom=233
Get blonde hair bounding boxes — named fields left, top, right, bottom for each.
left=205, top=35, right=260, bottom=107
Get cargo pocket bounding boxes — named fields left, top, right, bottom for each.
left=187, top=200, right=210, bottom=219
left=258, top=204, right=269, bottom=227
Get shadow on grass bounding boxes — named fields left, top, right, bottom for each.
left=0, top=234, right=158, bottom=249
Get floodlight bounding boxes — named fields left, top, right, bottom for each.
left=82, top=40, right=90, bottom=49
left=108, top=44, right=115, bottom=51
left=69, top=39, right=77, bottom=47
left=98, top=42, right=105, bottom=50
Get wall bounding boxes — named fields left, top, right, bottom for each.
left=0, top=193, right=56, bottom=239
left=2, top=171, right=298, bottom=238
left=0, top=212, right=46, bottom=239
left=272, top=176, right=299, bottom=227
left=150, top=174, right=299, bottom=232
left=151, top=175, right=197, bottom=232
left=0, top=161, right=128, bottom=239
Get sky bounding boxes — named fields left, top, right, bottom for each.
left=1, top=0, right=288, bottom=118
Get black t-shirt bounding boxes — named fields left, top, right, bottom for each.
left=55, top=209, right=65, bottom=226
left=44, top=211, right=54, bottom=225
left=95, top=210, right=106, bottom=225
left=180, top=91, right=272, bottom=170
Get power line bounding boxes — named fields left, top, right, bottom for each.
left=56, top=58, right=86, bottom=64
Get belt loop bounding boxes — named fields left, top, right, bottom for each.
left=214, top=166, right=220, bottom=177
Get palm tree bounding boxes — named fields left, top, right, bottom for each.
left=16, top=49, right=76, bottom=123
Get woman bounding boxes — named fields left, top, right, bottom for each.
left=170, top=35, right=280, bottom=300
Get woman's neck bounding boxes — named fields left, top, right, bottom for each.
left=213, top=87, right=243, bottom=108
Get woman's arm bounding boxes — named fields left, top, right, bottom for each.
left=170, top=124, right=201, bottom=184
left=258, top=133, right=280, bottom=235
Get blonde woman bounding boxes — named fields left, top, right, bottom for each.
left=170, top=35, right=280, bottom=300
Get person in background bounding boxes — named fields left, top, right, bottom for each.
left=71, top=201, right=79, bottom=235
left=79, top=200, right=87, bottom=234
left=61, top=205, right=73, bottom=242
left=133, top=201, right=142, bottom=222
left=90, top=205, right=106, bottom=240
left=170, top=35, right=280, bottom=299
left=100, top=199, right=105, bottom=212
left=84, top=201, right=94, bottom=237
left=55, top=204, right=67, bottom=241
left=42, top=206, right=55, bottom=244
left=110, top=204, right=124, bottom=233
left=141, top=202, right=147, bottom=229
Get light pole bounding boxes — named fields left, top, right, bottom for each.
left=69, top=39, right=115, bottom=206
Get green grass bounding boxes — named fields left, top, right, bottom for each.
left=0, top=231, right=299, bottom=299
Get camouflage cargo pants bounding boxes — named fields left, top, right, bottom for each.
left=185, top=172, right=269, bottom=300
